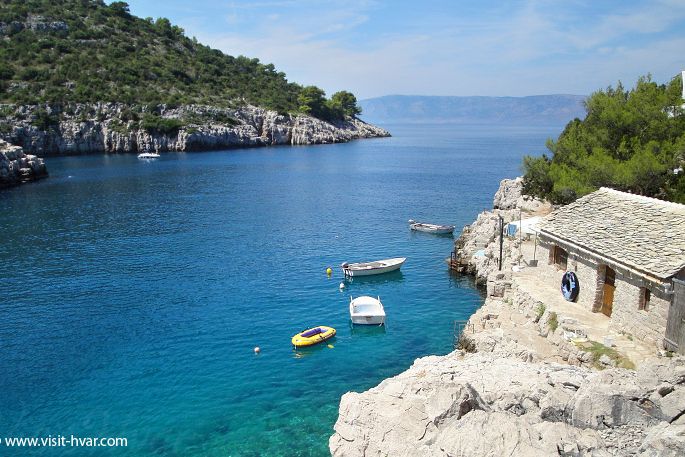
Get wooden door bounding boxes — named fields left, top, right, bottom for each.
left=601, top=267, right=615, bottom=317
left=665, top=279, right=685, bottom=354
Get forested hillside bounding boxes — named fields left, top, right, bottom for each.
left=522, top=75, right=685, bottom=204
left=0, top=0, right=359, bottom=120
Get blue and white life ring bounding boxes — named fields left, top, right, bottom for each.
left=561, top=271, right=579, bottom=301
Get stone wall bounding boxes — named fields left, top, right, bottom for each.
left=570, top=251, right=601, bottom=311
left=610, top=274, right=670, bottom=348
left=538, top=237, right=672, bottom=350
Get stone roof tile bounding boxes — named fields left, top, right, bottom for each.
left=539, top=188, right=685, bottom=279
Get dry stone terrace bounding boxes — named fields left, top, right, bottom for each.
left=512, top=238, right=656, bottom=367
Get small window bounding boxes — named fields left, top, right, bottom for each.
left=553, top=246, right=568, bottom=270
left=639, top=288, right=651, bottom=311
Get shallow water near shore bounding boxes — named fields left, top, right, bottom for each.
left=0, top=123, right=562, bottom=456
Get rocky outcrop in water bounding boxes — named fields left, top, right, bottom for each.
left=0, top=103, right=390, bottom=157
left=0, top=139, right=47, bottom=188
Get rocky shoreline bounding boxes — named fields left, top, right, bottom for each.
left=0, top=139, right=47, bottom=188
left=329, top=179, right=685, bottom=456
left=0, top=102, right=389, bottom=189
left=0, top=103, right=390, bottom=157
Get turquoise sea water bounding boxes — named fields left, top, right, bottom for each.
left=0, top=123, right=562, bottom=456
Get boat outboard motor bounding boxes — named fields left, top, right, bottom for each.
left=341, top=262, right=349, bottom=268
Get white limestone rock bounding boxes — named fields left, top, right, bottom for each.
left=0, top=103, right=390, bottom=157
left=493, top=176, right=551, bottom=213
left=0, top=139, right=47, bottom=188
left=493, top=177, right=524, bottom=209
left=638, top=423, right=685, bottom=457
left=330, top=352, right=685, bottom=457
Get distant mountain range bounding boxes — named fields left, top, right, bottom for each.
left=358, top=95, right=587, bottom=125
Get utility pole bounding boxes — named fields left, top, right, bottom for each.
left=498, top=215, right=504, bottom=271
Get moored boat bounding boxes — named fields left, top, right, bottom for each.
left=341, top=257, right=406, bottom=277
left=291, top=326, right=336, bottom=347
left=137, top=152, right=161, bottom=159
left=349, top=296, right=386, bottom=325
left=408, top=219, right=455, bottom=235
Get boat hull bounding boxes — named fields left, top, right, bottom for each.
left=342, top=257, right=406, bottom=277
left=137, top=153, right=160, bottom=159
left=350, top=315, right=385, bottom=325
left=410, top=223, right=455, bottom=235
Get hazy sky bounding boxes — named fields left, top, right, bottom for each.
left=122, top=0, right=685, bottom=99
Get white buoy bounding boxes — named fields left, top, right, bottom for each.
left=254, top=346, right=261, bottom=354
left=339, top=282, right=345, bottom=290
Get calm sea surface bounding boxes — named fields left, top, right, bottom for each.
left=0, top=123, right=562, bottom=456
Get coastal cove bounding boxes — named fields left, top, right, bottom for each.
left=0, top=123, right=564, bottom=456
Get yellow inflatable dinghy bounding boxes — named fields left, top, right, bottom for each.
left=291, top=326, right=336, bottom=348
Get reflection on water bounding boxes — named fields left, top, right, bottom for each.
left=409, top=229, right=455, bottom=239
left=349, top=324, right=387, bottom=337
left=292, top=338, right=338, bottom=358
left=342, top=270, right=405, bottom=287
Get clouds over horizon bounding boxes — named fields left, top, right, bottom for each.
left=125, top=0, right=685, bottom=99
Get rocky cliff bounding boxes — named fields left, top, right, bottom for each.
left=0, top=138, right=47, bottom=188
left=329, top=178, right=685, bottom=456
left=330, top=351, right=685, bottom=457
left=452, top=177, right=551, bottom=282
left=0, top=103, right=390, bottom=157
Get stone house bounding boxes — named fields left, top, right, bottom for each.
left=535, top=188, right=685, bottom=354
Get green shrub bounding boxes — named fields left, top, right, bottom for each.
left=140, top=113, right=183, bottom=135
left=548, top=312, right=558, bottom=332
left=523, top=74, right=685, bottom=204
left=0, top=105, right=15, bottom=117
left=31, top=108, right=60, bottom=131
left=575, top=340, right=635, bottom=370
left=108, top=119, right=129, bottom=134
left=534, top=303, right=546, bottom=323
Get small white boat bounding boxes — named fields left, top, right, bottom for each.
left=350, top=296, right=386, bottom=325
left=137, top=152, right=161, bottom=159
left=341, top=257, right=406, bottom=277
left=408, top=219, right=455, bottom=235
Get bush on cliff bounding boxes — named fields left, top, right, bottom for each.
left=522, top=74, right=685, bottom=204
left=140, top=114, right=183, bottom=135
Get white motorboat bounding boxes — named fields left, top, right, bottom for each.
left=349, top=296, right=386, bottom=325
left=408, top=219, right=455, bottom=235
left=341, top=257, right=406, bottom=277
left=137, top=152, right=161, bottom=159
